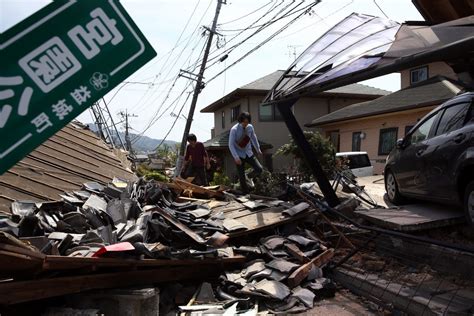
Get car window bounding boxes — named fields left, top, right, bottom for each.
left=346, top=154, right=371, bottom=169
left=435, top=102, right=471, bottom=136
left=410, top=114, right=437, bottom=145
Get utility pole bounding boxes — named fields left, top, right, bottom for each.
left=119, top=109, right=138, bottom=154
left=175, top=0, right=225, bottom=177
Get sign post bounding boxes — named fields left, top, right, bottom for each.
left=0, top=0, right=156, bottom=174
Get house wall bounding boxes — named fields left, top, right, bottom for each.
left=400, top=61, right=457, bottom=89
left=211, top=95, right=375, bottom=179
left=318, top=106, right=437, bottom=174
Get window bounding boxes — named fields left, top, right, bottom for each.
left=410, top=114, right=437, bottom=145
left=435, top=102, right=470, bottom=136
left=259, top=103, right=283, bottom=121
left=405, top=125, right=414, bottom=136
left=221, top=111, right=225, bottom=129
left=347, top=154, right=371, bottom=169
left=328, top=131, right=340, bottom=152
left=410, top=66, right=428, bottom=85
left=231, top=105, right=240, bottom=122
left=378, top=127, right=398, bottom=155
left=352, top=132, right=362, bottom=151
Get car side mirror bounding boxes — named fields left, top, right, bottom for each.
left=396, top=138, right=405, bottom=149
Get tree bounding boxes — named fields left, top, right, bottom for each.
left=276, top=131, right=336, bottom=179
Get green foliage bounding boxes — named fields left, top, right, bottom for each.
left=136, top=164, right=168, bottom=182
left=210, top=171, right=231, bottom=186
left=156, top=143, right=179, bottom=165
left=144, top=171, right=168, bottom=182
left=276, top=131, right=336, bottom=178
left=253, top=170, right=286, bottom=197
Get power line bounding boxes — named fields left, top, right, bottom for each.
left=274, top=0, right=355, bottom=41
left=206, top=1, right=319, bottom=84
left=373, top=0, right=389, bottom=19
left=185, top=0, right=288, bottom=71
left=129, top=0, right=209, bottom=112
left=217, top=0, right=273, bottom=25
left=153, top=90, right=193, bottom=151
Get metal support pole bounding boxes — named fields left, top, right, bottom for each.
left=276, top=100, right=340, bottom=207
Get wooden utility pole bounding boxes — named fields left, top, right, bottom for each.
left=175, top=0, right=225, bottom=176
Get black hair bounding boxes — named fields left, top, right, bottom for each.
left=187, top=133, right=197, bottom=142
left=238, top=111, right=251, bottom=123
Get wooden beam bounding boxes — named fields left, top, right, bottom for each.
left=0, top=265, right=223, bottom=305
left=287, top=248, right=334, bottom=288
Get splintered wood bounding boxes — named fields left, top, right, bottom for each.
left=172, top=178, right=225, bottom=199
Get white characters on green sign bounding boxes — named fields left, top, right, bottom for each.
left=19, top=37, right=82, bottom=93
left=70, top=85, right=91, bottom=105
left=68, top=8, right=123, bottom=60
left=0, top=76, right=34, bottom=128
left=31, top=113, right=52, bottom=133
left=52, top=99, right=73, bottom=120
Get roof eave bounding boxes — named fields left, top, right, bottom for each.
left=306, top=99, right=448, bottom=127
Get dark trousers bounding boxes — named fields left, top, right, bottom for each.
left=185, top=165, right=208, bottom=186
left=237, top=155, right=263, bottom=193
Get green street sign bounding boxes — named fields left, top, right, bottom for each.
left=0, top=0, right=156, bottom=174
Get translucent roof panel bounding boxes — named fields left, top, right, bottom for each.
left=269, top=13, right=400, bottom=100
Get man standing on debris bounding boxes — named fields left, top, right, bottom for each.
left=229, top=112, right=263, bottom=193
left=183, top=133, right=210, bottom=186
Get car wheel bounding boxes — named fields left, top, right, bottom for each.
left=464, top=181, right=474, bottom=227
left=385, top=171, right=404, bottom=205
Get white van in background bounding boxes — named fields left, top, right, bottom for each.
left=336, top=152, right=374, bottom=177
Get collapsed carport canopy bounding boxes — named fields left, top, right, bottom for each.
left=263, top=13, right=474, bottom=104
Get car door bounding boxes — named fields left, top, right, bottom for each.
left=419, top=100, right=474, bottom=201
left=395, top=112, right=440, bottom=195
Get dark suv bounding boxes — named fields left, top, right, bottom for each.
left=384, top=92, right=474, bottom=225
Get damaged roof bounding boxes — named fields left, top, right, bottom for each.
left=306, top=76, right=461, bottom=127
left=0, top=122, right=135, bottom=213
left=200, top=70, right=390, bottom=113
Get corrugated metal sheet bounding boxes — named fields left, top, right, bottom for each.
left=0, top=122, right=135, bottom=213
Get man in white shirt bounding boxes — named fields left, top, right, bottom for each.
left=228, top=112, right=263, bottom=193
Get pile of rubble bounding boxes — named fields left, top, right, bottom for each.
left=179, top=231, right=336, bottom=314
left=0, top=177, right=339, bottom=313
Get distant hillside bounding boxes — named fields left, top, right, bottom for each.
left=87, top=123, right=177, bottom=153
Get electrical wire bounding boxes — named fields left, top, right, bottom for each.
left=131, top=23, right=209, bottom=141
left=131, top=0, right=201, bottom=106
left=185, top=0, right=288, bottom=71
left=373, top=0, right=389, bottom=19
left=153, top=90, right=193, bottom=151
left=206, top=0, right=319, bottom=84
left=274, top=0, right=355, bottom=41
left=217, top=0, right=274, bottom=25
left=129, top=0, right=208, bottom=112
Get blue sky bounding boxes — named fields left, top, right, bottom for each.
left=1, top=0, right=423, bottom=143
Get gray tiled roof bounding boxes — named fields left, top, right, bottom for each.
left=204, top=130, right=272, bottom=149
left=241, top=70, right=391, bottom=96
left=201, top=70, right=390, bottom=113
left=307, top=77, right=461, bottom=127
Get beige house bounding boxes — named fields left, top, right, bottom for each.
left=201, top=70, right=389, bottom=179
left=307, top=62, right=461, bottom=174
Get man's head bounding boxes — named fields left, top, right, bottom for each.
left=187, top=133, right=197, bottom=145
left=238, top=112, right=251, bottom=127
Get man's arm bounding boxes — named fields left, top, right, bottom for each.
left=248, top=125, right=262, bottom=154
left=228, top=128, right=240, bottom=160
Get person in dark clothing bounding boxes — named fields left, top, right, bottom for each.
left=228, top=112, right=263, bottom=193
left=183, top=134, right=210, bottom=186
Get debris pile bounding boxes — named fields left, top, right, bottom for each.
left=0, top=176, right=342, bottom=313
left=179, top=231, right=337, bottom=314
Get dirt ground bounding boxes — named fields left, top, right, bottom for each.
left=300, top=289, right=379, bottom=316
